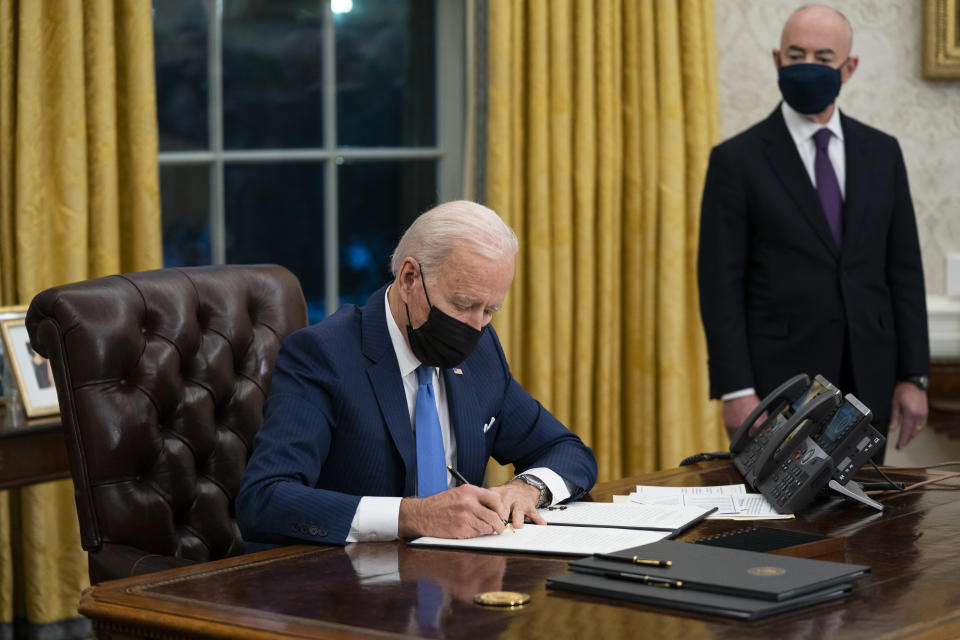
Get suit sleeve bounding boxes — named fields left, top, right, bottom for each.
left=886, top=141, right=930, bottom=378
left=486, top=330, right=598, bottom=499
left=236, top=330, right=362, bottom=546
left=698, top=144, right=755, bottom=398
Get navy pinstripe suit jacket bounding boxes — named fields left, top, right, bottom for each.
left=236, top=284, right=598, bottom=546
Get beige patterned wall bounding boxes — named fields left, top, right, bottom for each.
left=714, top=0, right=960, bottom=295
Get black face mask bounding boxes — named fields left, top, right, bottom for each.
left=778, top=62, right=843, bottom=115
left=405, top=265, right=484, bottom=368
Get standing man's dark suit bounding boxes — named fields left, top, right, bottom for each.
left=698, top=5, right=929, bottom=453
left=698, top=105, right=929, bottom=440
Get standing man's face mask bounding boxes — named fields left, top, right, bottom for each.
left=405, top=264, right=484, bottom=368
left=777, top=62, right=844, bottom=115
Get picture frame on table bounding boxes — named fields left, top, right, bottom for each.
left=0, top=314, right=60, bottom=418
left=0, top=305, right=29, bottom=407
left=923, top=0, right=960, bottom=79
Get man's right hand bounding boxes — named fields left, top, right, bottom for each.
left=722, top=394, right=763, bottom=439
left=397, top=484, right=509, bottom=539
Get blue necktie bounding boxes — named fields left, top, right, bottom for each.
left=813, top=128, right=843, bottom=247
left=415, top=365, right=447, bottom=497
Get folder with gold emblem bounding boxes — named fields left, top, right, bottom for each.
left=560, top=539, right=869, bottom=601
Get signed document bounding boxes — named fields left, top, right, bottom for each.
left=409, top=525, right=670, bottom=556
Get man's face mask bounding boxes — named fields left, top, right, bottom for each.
left=405, top=264, right=484, bottom=368
left=777, top=61, right=844, bottom=115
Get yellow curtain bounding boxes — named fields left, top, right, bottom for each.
left=484, top=0, right=725, bottom=483
left=0, top=0, right=161, bottom=636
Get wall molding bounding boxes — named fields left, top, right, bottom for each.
left=929, top=295, right=960, bottom=357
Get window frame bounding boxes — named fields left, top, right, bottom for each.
left=156, top=0, right=465, bottom=316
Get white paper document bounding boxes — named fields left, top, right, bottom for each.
left=538, top=501, right=710, bottom=532
left=409, top=524, right=670, bottom=556
left=628, top=484, right=792, bottom=519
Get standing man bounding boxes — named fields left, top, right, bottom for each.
left=237, top=200, right=597, bottom=546
left=698, top=5, right=929, bottom=455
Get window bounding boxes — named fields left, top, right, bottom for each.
left=154, top=0, right=464, bottom=322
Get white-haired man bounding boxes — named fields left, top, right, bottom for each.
left=238, top=200, right=598, bottom=545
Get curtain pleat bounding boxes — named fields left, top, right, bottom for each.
left=0, top=1, right=161, bottom=637
left=483, top=0, right=724, bottom=485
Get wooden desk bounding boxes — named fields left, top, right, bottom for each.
left=0, top=408, right=69, bottom=490
left=79, top=461, right=960, bottom=639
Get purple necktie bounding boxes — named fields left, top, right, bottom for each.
left=813, top=128, right=843, bottom=247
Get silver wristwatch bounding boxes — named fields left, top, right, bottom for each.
left=518, top=474, right=552, bottom=508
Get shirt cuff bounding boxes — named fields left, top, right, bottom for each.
left=345, top=496, right=402, bottom=542
left=721, top=387, right=756, bottom=401
left=517, top=467, right=572, bottom=506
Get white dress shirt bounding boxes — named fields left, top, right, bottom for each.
left=346, top=287, right=570, bottom=541
left=721, top=102, right=847, bottom=403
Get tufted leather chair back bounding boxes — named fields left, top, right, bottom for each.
left=26, top=264, right=307, bottom=583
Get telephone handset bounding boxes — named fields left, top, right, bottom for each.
left=744, top=390, right=841, bottom=486
left=731, top=374, right=838, bottom=482
left=729, top=373, right=810, bottom=454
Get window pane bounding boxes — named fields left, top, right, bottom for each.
left=160, top=164, right=211, bottom=266
left=222, top=1, right=324, bottom=150
left=154, top=0, right=209, bottom=151
left=335, top=0, right=436, bottom=147
left=224, top=163, right=325, bottom=322
left=338, top=160, right=437, bottom=305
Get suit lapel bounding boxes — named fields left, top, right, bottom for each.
left=839, top=112, right=867, bottom=260
left=761, top=107, right=839, bottom=259
left=443, top=365, right=485, bottom=486
left=362, top=285, right=417, bottom=496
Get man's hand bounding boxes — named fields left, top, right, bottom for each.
left=398, top=485, right=508, bottom=539
left=888, top=382, right=928, bottom=450
left=489, top=479, right=547, bottom=529
left=722, top=394, right=764, bottom=439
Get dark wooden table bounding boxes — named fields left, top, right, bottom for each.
left=0, top=407, right=69, bottom=490
left=79, top=460, right=960, bottom=639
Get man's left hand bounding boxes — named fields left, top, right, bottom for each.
left=489, top=480, right=547, bottom=529
left=888, top=382, right=928, bottom=450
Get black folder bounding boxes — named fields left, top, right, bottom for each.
left=546, top=572, right=853, bottom=621
left=567, top=539, right=869, bottom=601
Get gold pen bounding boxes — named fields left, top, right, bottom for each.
left=593, top=553, right=672, bottom=567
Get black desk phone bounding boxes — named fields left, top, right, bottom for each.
left=729, top=374, right=885, bottom=513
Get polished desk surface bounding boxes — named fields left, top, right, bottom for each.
left=0, top=408, right=69, bottom=490
left=80, top=461, right=960, bottom=640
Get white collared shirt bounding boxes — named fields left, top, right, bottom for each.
left=346, top=287, right=569, bottom=541
left=721, top=103, right=847, bottom=403
left=780, top=101, right=846, bottom=198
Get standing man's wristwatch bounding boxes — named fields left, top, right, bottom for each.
left=517, top=474, right=552, bottom=508
left=902, top=375, right=929, bottom=391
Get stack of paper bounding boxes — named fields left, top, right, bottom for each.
left=627, top=484, right=793, bottom=520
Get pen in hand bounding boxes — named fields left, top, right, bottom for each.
left=447, top=465, right=469, bottom=486
left=447, top=465, right=514, bottom=532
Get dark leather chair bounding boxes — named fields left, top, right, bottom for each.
left=26, top=264, right=307, bottom=583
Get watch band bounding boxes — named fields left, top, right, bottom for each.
left=902, top=375, right=929, bottom=391
left=518, top=474, right=552, bottom=508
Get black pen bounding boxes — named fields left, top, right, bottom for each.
left=593, top=553, right=672, bottom=567
left=608, top=571, right=682, bottom=588
left=447, top=465, right=469, bottom=486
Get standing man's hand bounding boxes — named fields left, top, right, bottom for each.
left=489, top=479, right=547, bottom=529
left=398, top=485, right=508, bottom=539
left=888, top=382, right=928, bottom=450
left=722, top=394, right=764, bottom=440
